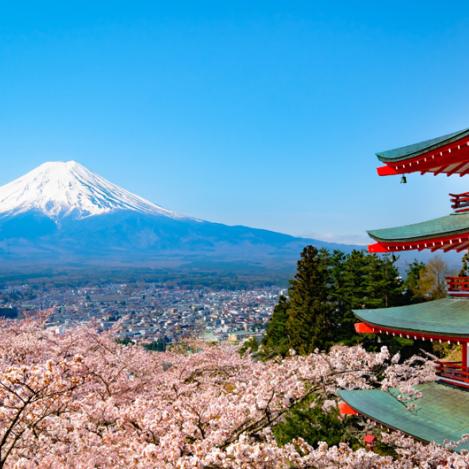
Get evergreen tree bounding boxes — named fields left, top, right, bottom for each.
left=335, top=251, right=404, bottom=342
left=263, top=247, right=405, bottom=355
left=328, top=250, right=347, bottom=323
left=285, top=246, right=334, bottom=353
left=367, top=253, right=404, bottom=308
left=261, top=295, right=290, bottom=356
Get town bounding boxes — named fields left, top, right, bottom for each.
left=0, top=281, right=283, bottom=346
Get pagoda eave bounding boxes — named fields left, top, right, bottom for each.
left=377, top=157, right=469, bottom=177
left=353, top=299, right=469, bottom=339
left=376, top=129, right=469, bottom=177
left=368, top=234, right=469, bottom=253
left=338, top=383, right=469, bottom=452
left=354, top=322, right=469, bottom=343
left=367, top=212, right=469, bottom=253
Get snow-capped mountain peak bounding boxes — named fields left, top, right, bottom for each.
left=0, top=160, right=180, bottom=220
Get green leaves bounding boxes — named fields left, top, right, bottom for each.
left=286, top=247, right=334, bottom=354
left=262, top=247, right=405, bottom=355
left=262, top=295, right=291, bottom=356
left=273, top=396, right=355, bottom=449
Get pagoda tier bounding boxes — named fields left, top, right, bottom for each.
left=338, top=383, right=469, bottom=453
left=376, top=128, right=469, bottom=177
left=354, top=298, right=469, bottom=339
left=353, top=299, right=469, bottom=389
left=368, top=212, right=469, bottom=253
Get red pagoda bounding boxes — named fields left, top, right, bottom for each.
left=339, top=128, right=469, bottom=452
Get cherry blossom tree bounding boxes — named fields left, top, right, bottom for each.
left=0, top=316, right=465, bottom=468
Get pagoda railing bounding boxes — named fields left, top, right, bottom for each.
left=436, top=361, right=469, bottom=387
left=446, top=276, right=469, bottom=297
left=450, top=192, right=469, bottom=213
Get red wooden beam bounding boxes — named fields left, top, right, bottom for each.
left=431, top=241, right=445, bottom=252
left=338, top=401, right=359, bottom=416
left=443, top=240, right=461, bottom=252
left=434, top=163, right=452, bottom=176
left=368, top=242, right=388, bottom=253
left=354, top=322, right=375, bottom=334
left=447, top=161, right=469, bottom=176
left=377, top=165, right=399, bottom=176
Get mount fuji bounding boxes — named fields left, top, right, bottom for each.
left=0, top=161, right=181, bottom=221
left=0, top=161, right=352, bottom=267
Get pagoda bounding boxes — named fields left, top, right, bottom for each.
left=338, top=128, right=469, bottom=453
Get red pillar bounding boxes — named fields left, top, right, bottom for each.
left=463, top=341, right=468, bottom=371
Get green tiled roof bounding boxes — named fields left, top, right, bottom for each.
left=368, top=212, right=469, bottom=242
left=354, top=298, right=469, bottom=337
left=377, top=128, right=469, bottom=163
left=338, top=382, right=469, bottom=452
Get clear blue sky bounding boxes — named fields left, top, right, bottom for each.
left=1, top=1, right=469, bottom=244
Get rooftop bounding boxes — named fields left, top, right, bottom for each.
left=367, top=211, right=469, bottom=253
left=368, top=212, right=469, bottom=243
left=377, top=128, right=469, bottom=163
left=354, top=298, right=469, bottom=338
left=339, top=382, right=469, bottom=452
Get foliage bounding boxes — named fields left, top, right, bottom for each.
left=459, top=251, right=469, bottom=276
left=333, top=250, right=404, bottom=344
left=116, top=337, right=133, bottom=346
left=415, top=256, right=449, bottom=300
left=262, top=247, right=405, bottom=355
left=239, top=336, right=259, bottom=356
left=285, top=247, right=334, bottom=354
left=403, top=260, right=427, bottom=304
left=143, top=338, right=167, bottom=352
left=0, top=316, right=460, bottom=467
left=261, top=295, right=290, bottom=356
left=262, top=249, right=461, bottom=359
left=272, top=396, right=358, bottom=448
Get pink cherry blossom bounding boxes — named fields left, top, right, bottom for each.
left=0, top=316, right=465, bottom=468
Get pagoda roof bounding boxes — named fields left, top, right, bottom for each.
left=377, top=128, right=469, bottom=163
left=368, top=212, right=469, bottom=253
left=338, top=382, right=469, bottom=452
left=375, top=128, right=469, bottom=177
left=354, top=298, right=469, bottom=338
left=369, top=213, right=469, bottom=242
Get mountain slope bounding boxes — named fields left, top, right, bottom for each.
left=0, top=161, right=356, bottom=266
left=0, top=161, right=179, bottom=220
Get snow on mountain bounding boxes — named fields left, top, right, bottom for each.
left=0, top=161, right=181, bottom=220
left=0, top=161, right=357, bottom=266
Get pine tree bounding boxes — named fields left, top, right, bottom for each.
left=261, top=295, right=290, bottom=356
left=285, top=246, right=333, bottom=353
left=364, top=253, right=404, bottom=309
left=334, top=250, right=370, bottom=340
left=328, top=250, right=403, bottom=343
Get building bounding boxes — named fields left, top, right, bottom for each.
left=338, top=128, right=469, bottom=452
